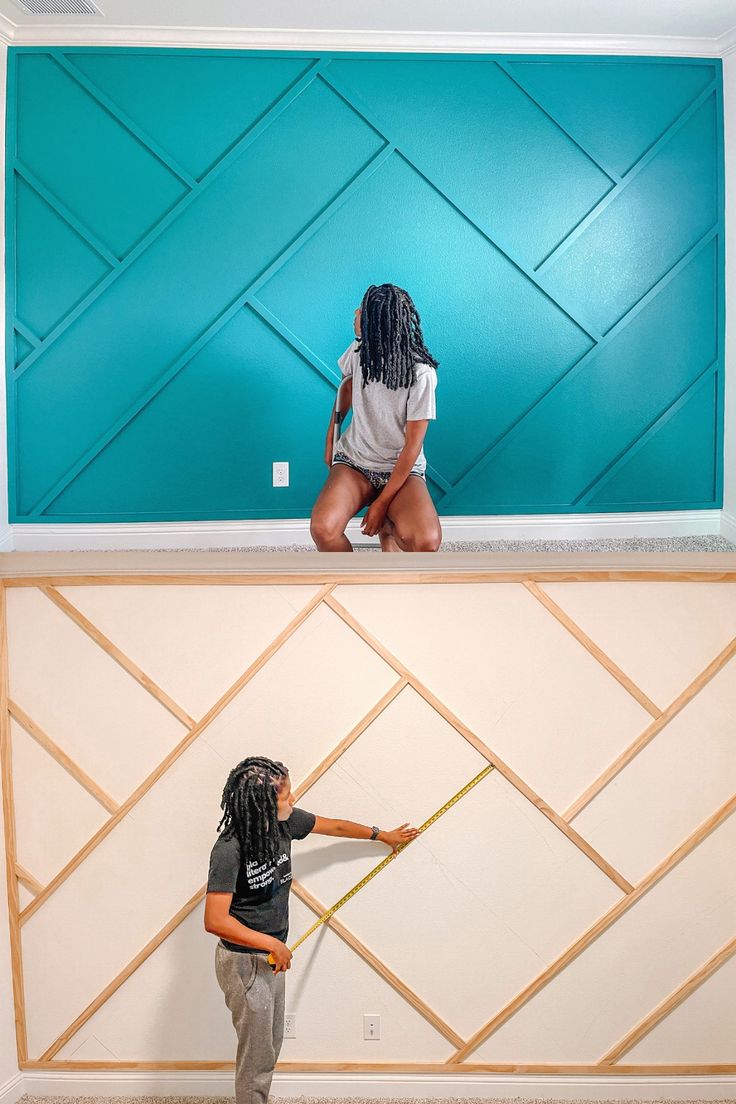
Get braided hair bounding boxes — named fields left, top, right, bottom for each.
left=216, top=755, right=289, bottom=869
left=356, top=284, right=439, bottom=391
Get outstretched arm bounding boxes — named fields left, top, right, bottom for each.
left=311, top=815, right=419, bottom=853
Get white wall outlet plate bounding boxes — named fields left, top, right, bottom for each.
left=363, top=1013, right=380, bottom=1040
left=273, top=461, right=289, bottom=487
left=284, top=1013, right=296, bottom=1039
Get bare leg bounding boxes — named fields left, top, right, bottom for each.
left=311, top=464, right=376, bottom=551
left=382, top=476, right=442, bottom=552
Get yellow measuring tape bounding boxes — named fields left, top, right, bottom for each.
left=267, top=762, right=494, bottom=968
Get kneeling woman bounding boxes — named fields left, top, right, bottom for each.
left=310, top=283, right=442, bottom=552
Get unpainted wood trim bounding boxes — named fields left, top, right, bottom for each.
left=9, top=699, right=120, bottom=813
left=4, top=571, right=736, bottom=587
left=447, top=792, right=736, bottom=1063
left=15, top=863, right=44, bottom=896
left=599, top=933, right=736, bottom=1064
left=323, top=593, right=634, bottom=893
left=563, top=634, right=736, bottom=821
left=19, top=583, right=336, bottom=924
left=16, top=1059, right=736, bottom=1073
left=290, top=878, right=465, bottom=1049
left=523, top=580, right=663, bottom=717
left=39, top=585, right=197, bottom=729
left=0, top=584, right=29, bottom=1063
left=40, top=885, right=205, bottom=1060
left=294, top=677, right=409, bottom=800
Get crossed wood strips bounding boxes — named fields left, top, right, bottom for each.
left=10, top=52, right=722, bottom=515
left=1, top=572, right=735, bottom=1072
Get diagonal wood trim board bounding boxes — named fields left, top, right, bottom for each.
left=1, top=554, right=735, bottom=1074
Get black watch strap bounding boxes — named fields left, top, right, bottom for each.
left=370, top=825, right=380, bottom=840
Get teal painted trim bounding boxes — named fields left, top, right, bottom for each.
left=714, top=59, right=725, bottom=508
left=4, top=49, right=18, bottom=522
left=13, top=54, right=329, bottom=383
left=13, top=319, right=40, bottom=348
left=49, top=50, right=198, bottom=189
left=535, top=80, right=717, bottom=276
left=573, top=359, right=718, bottom=505
left=434, top=226, right=719, bottom=513
left=14, top=159, right=119, bottom=266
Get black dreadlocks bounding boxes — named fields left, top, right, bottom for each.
left=356, top=284, right=439, bottom=391
left=216, top=755, right=289, bottom=870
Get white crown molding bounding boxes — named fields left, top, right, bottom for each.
left=0, top=12, right=14, bottom=43
left=0, top=22, right=734, bottom=55
left=719, top=24, right=736, bottom=56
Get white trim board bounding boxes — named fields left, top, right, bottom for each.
left=13, top=1070, right=736, bottom=1101
left=3, top=509, right=727, bottom=552
left=0, top=22, right=736, bottom=54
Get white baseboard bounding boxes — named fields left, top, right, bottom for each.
left=4, top=509, right=724, bottom=551
left=14, top=1070, right=736, bottom=1100
left=0, top=1072, right=24, bottom=1104
left=721, top=508, right=736, bottom=545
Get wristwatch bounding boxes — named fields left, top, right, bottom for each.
left=370, top=825, right=380, bottom=840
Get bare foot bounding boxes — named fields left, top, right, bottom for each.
left=378, top=515, right=403, bottom=552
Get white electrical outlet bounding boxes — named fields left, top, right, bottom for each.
left=284, top=1013, right=296, bottom=1039
left=273, top=461, right=289, bottom=487
left=363, top=1014, right=381, bottom=1040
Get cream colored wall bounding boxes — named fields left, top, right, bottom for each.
left=2, top=575, right=735, bottom=1071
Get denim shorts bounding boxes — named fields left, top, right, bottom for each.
left=332, top=450, right=426, bottom=493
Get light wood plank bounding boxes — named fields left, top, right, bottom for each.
left=9, top=699, right=120, bottom=814
left=324, top=594, right=634, bottom=893
left=40, top=585, right=196, bottom=729
left=564, top=635, right=736, bottom=822
left=19, top=583, right=336, bottom=924
left=40, top=886, right=205, bottom=1059
left=524, top=579, right=662, bottom=717
left=291, top=879, right=465, bottom=1049
left=17, top=1059, right=736, bottom=1073
left=599, top=933, right=736, bottom=1064
left=0, top=584, right=29, bottom=1063
left=447, top=792, right=736, bottom=1063
left=294, top=677, right=408, bottom=800
left=15, top=864, right=44, bottom=896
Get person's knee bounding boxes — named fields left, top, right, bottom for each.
left=310, top=510, right=345, bottom=544
left=396, top=524, right=441, bottom=551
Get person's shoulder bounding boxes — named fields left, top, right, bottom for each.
left=286, top=807, right=316, bottom=840
left=412, top=361, right=437, bottom=378
left=211, top=830, right=240, bottom=855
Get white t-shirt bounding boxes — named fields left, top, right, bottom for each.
left=334, top=339, right=437, bottom=475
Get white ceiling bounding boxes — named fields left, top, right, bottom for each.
left=0, top=0, right=735, bottom=52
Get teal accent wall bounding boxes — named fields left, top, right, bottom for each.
left=4, top=48, right=725, bottom=522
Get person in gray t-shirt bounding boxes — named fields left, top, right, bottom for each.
left=205, top=755, right=419, bottom=1104
left=310, top=283, right=443, bottom=553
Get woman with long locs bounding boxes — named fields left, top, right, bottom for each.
left=205, top=755, right=418, bottom=1104
left=310, top=283, right=442, bottom=552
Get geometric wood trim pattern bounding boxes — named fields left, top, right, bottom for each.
left=5, top=50, right=726, bottom=520
left=1, top=569, right=735, bottom=1074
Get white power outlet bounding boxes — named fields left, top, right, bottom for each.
left=273, top=461, right=289, bottom=487
left=284, top=1013, right=296, bottom=1039
left=363, top=1014, right=381, bottom=1040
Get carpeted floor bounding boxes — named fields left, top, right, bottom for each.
left=74, top=536, right=735, bottom=553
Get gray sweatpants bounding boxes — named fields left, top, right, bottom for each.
left=215, top=939, right=286, bottom=1104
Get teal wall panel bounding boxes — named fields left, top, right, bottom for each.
left=4, top=48, right=725, bottom=522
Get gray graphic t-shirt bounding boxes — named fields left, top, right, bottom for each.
left=207, top=807, right=315, bottom=954
left=335, top=339, right=437, bottom=474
